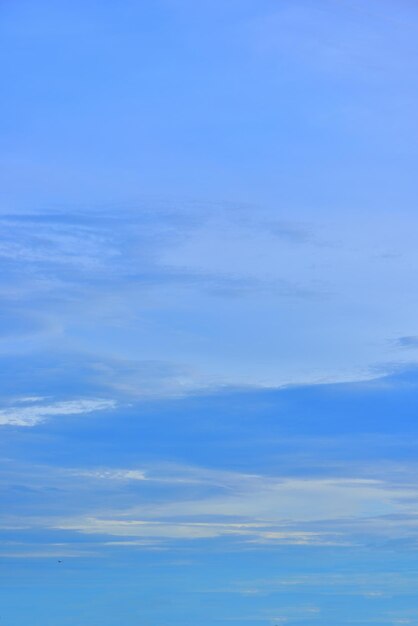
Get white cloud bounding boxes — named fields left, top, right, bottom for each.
left=54, top=517, right=330, bottom=543
left=43, top=465, right=418, bottom=544
left=74, top=468, right=147, bottom=481
left=6, top=461, right=418, bottom=546
left=124, top=475, right=410, bottom=523
left=14, top=396, right=48, bottom=403
left=0, top=550, right=95, bottom=559
left=0, top=398, right=116, bottom=427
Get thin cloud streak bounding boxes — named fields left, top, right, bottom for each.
left=0, top=398, right=116, bottom=427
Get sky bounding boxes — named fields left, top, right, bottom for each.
left=1, top=1, right=418, bottom=624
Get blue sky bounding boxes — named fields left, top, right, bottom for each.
left=1, top=1, right=418, bottom=624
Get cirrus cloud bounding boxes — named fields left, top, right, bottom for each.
left=0, top=397, right=116, bottom=427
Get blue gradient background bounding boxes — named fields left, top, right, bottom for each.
left=2, top=1, right=418, bottom=624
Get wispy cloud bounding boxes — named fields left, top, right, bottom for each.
left=5, top=461, right=418, bottom=547
left=73, top=468, right=147, bottom=481
left=227, top=571, right=418, bottom=599
left=2, top=205, right=418, bottom=391
left=0, top=397, right=116, bottom=427
left=53, top=517, right=330, bottom=544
